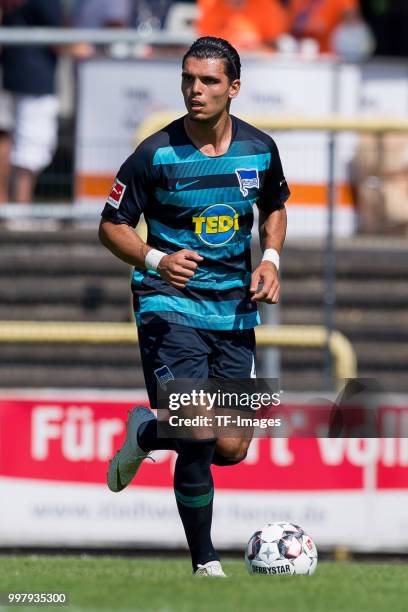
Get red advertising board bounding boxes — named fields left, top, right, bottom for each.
left=2, top=397, right=408, bottom=491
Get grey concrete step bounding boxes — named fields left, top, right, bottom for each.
left=282, top=279, right=408, bottom=308
left=0, top=245, right=125, bottom=275
left=0, top=366, right=145, bottom=389
left=0, top=304, right=131, bottom=321
left=2, top=340, right=406, bottom=372
left=278, top=343, right=408, bottom=369
left=0, top=228, right=98, bottom=245
left=0, top=343, right=139, bottom=365
left=282, top=307, right=408, bottom=340
left=1, top=365, right=405, bottom=392
left=2, top=277, right=408, bottom=309
left=0, top=237, right=407, bottom=278
left=0, top=277, right=130, bottom=303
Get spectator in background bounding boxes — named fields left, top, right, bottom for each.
left=288, top=0, right=361, bottom=53
left=131, top=0, right=175, bottom=33
left=0, top=0, right=94, bottom=204
left=0, top=0, right=64, bottom=203
left=68, top=0, right=132, bottom=58
left=71, top=0, right=175, bottom=34
left=70, top=0, right=131, bottom=29
left=360, top=0, right=408, bottom=57
left=197, top=0, right=289, bottom=51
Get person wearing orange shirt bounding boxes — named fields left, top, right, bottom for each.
left=289, top=0, right=360, bottom=53
left=197, top=0, right=289, bottom=51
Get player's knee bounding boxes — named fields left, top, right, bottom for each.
left=213, top=439, right=249, bottom=465
left=227, top=441, right=248, bottom=462
left=216, top=438, right=249, bottom=459
left=229, top=448, right=248, bottom=463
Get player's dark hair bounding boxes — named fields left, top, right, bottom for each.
left=182, top=36, right=241, bottom=81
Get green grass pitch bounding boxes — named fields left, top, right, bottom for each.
left=1, top=556, right=408, bottom=612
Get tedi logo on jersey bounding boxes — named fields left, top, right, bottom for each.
left=235, top=168, right=259, bottom=196
left=192, top=204, right=239, bottom=247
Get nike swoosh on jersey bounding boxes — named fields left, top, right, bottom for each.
left=175, top=179, right=200, bottom=190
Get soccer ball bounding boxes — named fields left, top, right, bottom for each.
left=245, top=522, right=318, bottom=576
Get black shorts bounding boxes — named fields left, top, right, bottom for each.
left=138, top=321, right=256, bottom=408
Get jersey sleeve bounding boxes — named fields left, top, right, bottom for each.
left=257, top=139, right=290, bottom=214
left=101, top=141, right=155, bottom=228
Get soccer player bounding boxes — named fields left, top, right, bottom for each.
left=99, top=36, right=289, bottom=577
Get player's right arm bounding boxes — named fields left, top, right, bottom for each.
left=99, top=144, right=202, bottom=289
left=99, top=221, right=202, bottom=289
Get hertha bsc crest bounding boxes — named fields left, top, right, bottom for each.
left=235, top=168, right=259, bottom=196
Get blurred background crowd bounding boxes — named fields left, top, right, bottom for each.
left=0, top=0, right=407, bottom=209
left=2, top=0, right=407, bottom=57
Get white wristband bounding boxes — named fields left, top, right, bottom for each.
left=262, top=248, right=280, bottom=271
left=145, top=248, right=166, bottom=271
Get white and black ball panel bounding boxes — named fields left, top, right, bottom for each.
left=278, top=534, right=303, bottom=559
left=291, top=553, right=312, bottom=575
left=258, top=541, right=280, bottom=563
left=261, top=523, right=285, bottom=542
left=246, top=530, right=262, bottom=561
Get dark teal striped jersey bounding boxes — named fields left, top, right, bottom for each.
left=101, top=115, right=290, bottom=331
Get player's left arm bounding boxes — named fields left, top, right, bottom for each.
left=250, top=138, right=290, bottom=303
left=250, top=207, right=287, bottom=303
